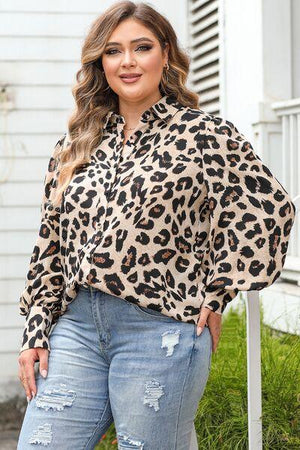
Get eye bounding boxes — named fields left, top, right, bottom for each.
left=104, top=45, right=152, bottom=55
left=136, top=45, right=152, bottom=51
left=104, top=49, right=119, bottom=55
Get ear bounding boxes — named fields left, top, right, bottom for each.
left=163, top=42, right=169, bottom=64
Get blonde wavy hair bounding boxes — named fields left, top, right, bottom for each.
left=50, top=0, right=200, bottom=208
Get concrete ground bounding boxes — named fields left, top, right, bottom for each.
left=0, top=430, right=19, bottom=449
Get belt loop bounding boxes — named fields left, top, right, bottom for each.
left=89, top=285, right=94, bottom=296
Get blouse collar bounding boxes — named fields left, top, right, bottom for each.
left=103, top=94, right=183, bottom=129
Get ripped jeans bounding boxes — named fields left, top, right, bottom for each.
left=17, top=285, right=212, bottom=450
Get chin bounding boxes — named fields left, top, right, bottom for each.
left=119, top=89, right=146, bottom=99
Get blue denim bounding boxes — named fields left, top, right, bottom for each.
left=17, top=286, right=212, bottom=449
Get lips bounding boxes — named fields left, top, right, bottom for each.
left=120, top=74, right=142, bottom=84
left=120, top=74, right=142, bottom=79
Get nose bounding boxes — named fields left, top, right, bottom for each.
left=121, top=50, right=137, bottom=67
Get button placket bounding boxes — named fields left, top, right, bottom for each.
left=88, top=113, right=156, bottom=269
left=89, top=126, right=123, bottom=267
left=85, top=164, right=112, bottom=267
left=88, top=220, right=105, bottom=265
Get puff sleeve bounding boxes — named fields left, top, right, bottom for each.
left=19, top=134, right=67, bottom=354
left=199, top=116, right=296, bottom=315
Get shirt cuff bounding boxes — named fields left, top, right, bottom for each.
left=201, top=287, right=239, bottom=315
left=19, top=306, right=53, bottom=354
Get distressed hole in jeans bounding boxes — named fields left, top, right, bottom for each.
left=29, top=423, right=52, bottom=446
left=143, top=379, right=165, bottom=412
left=117, top=432, right=144, bottom=449
left=35, top=383, right=76, bottom=411
left=161, top=329, right=180, bottom=356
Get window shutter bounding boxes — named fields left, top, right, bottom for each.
left=188, top=0, right=220, bottom=114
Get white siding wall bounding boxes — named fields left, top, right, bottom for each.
left=0, top=0, right=187, bottom=398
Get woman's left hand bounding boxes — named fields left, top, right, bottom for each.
left=196, top=307, right=222, bottom=353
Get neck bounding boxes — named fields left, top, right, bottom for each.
left=118, top=92, right=162, bottom=128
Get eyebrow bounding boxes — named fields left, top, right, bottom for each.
left=105, top=37, right=154, bottom=47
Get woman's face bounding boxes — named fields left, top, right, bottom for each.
left=101, top=18, right=169, bottom=102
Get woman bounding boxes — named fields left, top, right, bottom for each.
left=17, top=1, right=296, bottom=449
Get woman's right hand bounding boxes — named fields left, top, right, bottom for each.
left=18, top=348, right=49, bottom=402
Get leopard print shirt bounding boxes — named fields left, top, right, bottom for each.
left=19, top=94, right=296, bottom=354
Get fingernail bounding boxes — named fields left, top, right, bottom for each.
left=197, top=326, right=203, bottom=336
left=41, top=370, right=47, bottom=378
left=31, top=391, right=35, bottom=398
left=27, top=396, right=31, bottom=403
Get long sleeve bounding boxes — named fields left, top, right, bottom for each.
left=19, top=134, right=67, bottom=354
left=199, top=116, right=296, bottom=315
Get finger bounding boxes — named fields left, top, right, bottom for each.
left=19, top=366, right=32, bottom=402
left=38, top=349, right=49, bottom=379
left=212, top=337, right=218, bottom=353
left=196, top=306, right=211, bottom=335
left=23, top=360, right=37, bottom=399
left=203, top=322, right=217, bottom=354
left=207, top=322, right=220, bottom=354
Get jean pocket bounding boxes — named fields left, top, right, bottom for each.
left=78, top=285, right=91, bottom=293
left=131, top=303, right=176, bottom=322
